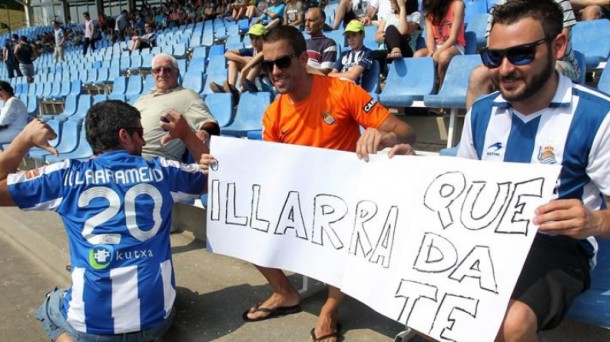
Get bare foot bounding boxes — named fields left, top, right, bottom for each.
left=387, top=49, right=403, bottom=59
left=243, top=292, right=301, bottom=321
left=309, top=313, right=340, bottom=342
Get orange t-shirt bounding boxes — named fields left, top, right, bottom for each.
left=263, top=75, right=390, bottom=152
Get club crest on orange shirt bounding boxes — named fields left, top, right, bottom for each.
left=322, top=111, right=336, bottom=125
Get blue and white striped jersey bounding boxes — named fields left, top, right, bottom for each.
left=7, top=150, right=206, bottom=335
left=458, top=74, right=610, bottom=258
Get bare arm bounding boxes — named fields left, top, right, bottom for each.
left=328, top=65, right=365, bottom=82
left=159, top=110, right=210, bottom=162
left=435, top=0, right=464, bottom=54
left=357, top=114, right=416, bottom=161
left=0, top=120, right=58, bottom=206
left=396, top=0, right=409, bottom=35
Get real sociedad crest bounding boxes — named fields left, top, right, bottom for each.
left=537, top=145, right=557, bottom=164
left=322, top=111, right=336, bottom=125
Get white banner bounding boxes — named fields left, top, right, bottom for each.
left=206, top=136, right=561, bottom=342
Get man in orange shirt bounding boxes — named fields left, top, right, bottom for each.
left=252, top=25, right=416, bottom=341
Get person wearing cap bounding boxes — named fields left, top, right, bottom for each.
left=210, top=23, right=267, bottom=102
left=329, top=20, right=374, bottom=86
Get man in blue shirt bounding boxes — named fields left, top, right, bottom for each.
left=0, top=100, right=208, bottom=342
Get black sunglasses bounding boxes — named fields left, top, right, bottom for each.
left=480, top=38, right=548, bottom=69
left=262, top=54, right=298, bottom=73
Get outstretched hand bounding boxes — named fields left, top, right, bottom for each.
left=21, top=119, right=58, bottom=156
left=159, top=110, right=191, bottom=146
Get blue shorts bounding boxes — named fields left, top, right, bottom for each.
left=36, top=288, right=175, bottom=342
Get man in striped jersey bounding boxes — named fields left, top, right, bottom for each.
left=465, top=0, right=581, bottom=110
left=0, top=100, right=208, bottom=342
left=457, top=0, right=610, bottom=340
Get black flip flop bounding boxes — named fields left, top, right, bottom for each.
left=310, top=323, right=342, bottom=341
left=241, top=304, right=302, bottom=322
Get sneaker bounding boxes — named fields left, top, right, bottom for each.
left=223, top=81, right=241, bottom=104
left=209, top=82, right=224, bottom=93
left=242, top=78, right=258, bottom=92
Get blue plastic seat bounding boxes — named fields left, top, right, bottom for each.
left=465, top=13, right=490, bottom=49
left=574, top=50, right=587, bottom=85
left=221, top=92, right=272, bottom=137
left=204, top=92, right=234, bottom=127
left=191, top=46, right=208, bottom=60
left=379, top=57, right=436, bottom=107
left=93, top=94, right=109, bottom=103
left=41, top=93, right=79, bottom=121
left=571, top=19, right=610, bottom=69
left=208, top=44, right=226, bottom=57
left=31, top=120, right=80, bottom=161
left=182, top=71, right=205, bottom=94
left=464, top=0, right=488, bottom=24
left=46, top=124, right=93, bottom=163
left=188, top=57, right=207, bottom=74
left=144, top=74, right=156, bottom=93
left=111, top=76, right=128, bottom=95
left=66, top=95, right=93, bottom=123
left=125, top=75, right=144, bottom=97
left=424, top=54, right=482, bottom=147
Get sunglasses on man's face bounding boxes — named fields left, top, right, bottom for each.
left=480, top=38, right=548, bottom=69
left=151, top=67, right=174, bottom=75
left=261, top=54, right=298, bottom=73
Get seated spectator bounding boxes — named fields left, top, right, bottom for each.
left=570, top=0, right=610, bottom=20
left=210, top=24, right=267, bottom=102
left=304, top=8, right=338, bottom=75
left=230, top=0, right=252, bottom=20
left=329, top=20, right=374, bottom=86
left=332, top=0, right=379, bottom=30
left=0, top=81, right=29, bottom=144
left=284, top=0, right=305, bottom=29
left=413, top=0, right=465, bottom=89
left=254, top=0, right=286, bottom=30
left=375, top=0, right=421, bottom=59
left=128, top=22, right=156, bottom=52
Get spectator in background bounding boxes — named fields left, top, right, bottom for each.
left=304, top=7, right=338, bottom=75
left=284, top=0, right=305, bottom=29
left=2, top=35, right=22, bottom=79
left=254, top=0, right=286, bottom=30
left=129, top=22, right=156, bottom=52
left=331, top=0, right=379, bottom=30
left=114, top=10, right=129, bottom=43
left=329, top=20, right=374, bottom=86
left=413, top=0, right=465, bottom=89
left=82, top=12, right=96, bottom=55
left=209, top=23, right=267, bottom=101
left=375, top=0, right=421, bottom=59
left=134, top=53, right=219, bottom=161
left=52, top=20, right=65, bottom=63
left=0, top=81, right=29, bottom=144
left=569, top=0, right=610, bottom=20
left=14, top=36, right=36, bottom=83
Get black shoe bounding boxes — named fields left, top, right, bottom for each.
left=242, top=79, right=258, bottom=92
left=223, top=81, right=240, bottom=104
left=209, top=82, right=224, bottom=93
